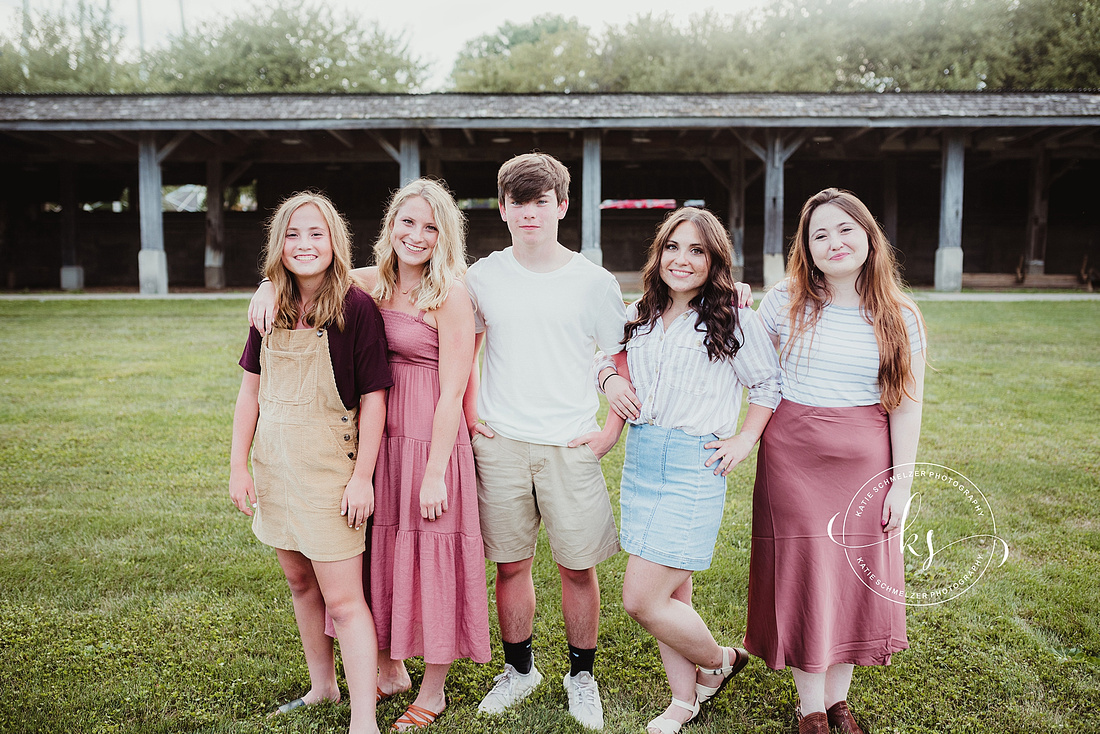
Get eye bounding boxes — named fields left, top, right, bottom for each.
left=691, top=247, right=704, bottom=256
left=426, top=225, right=438, bottom=232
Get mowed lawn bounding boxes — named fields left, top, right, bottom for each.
left=0, top=298, right=1097, bottom=734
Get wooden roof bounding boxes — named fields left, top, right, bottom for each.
left=2, top=92, right=1099, bottom=131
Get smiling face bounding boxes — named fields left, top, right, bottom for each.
left=807, top=202, right=870, bottom=285
left=280, top=203, right=333, bottom=287
left=660, top=221, right=710, bottom=304
left=389, top=195, right=439, bottom=270
left=499, top=188, right=568, bottom=249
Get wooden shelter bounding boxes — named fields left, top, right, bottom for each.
left=1, top=92, right=1097, bottom=292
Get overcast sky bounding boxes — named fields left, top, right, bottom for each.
left=2, top=0, right=768, bottom=90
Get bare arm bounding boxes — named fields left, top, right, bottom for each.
left=342, top=389, right=387, bottom=530
left=465, top=331, right=494, bottom=439
left=882, top=349, right=926, bottom=532
left=229, top=371, right=261, bottom=516
left=572, top=350, right=632, bottom=458
left=418, top=284, right=477, bottom=520
left=703, top=402, right=773, bottom=477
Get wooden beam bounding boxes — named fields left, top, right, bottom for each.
left=1024, top=147, right=1050, bottom=275
left=138, top=132, right=168, bottom=294
left=883, top=159, right=898, bottom=247
left=729, top=146, right=745, bottom=282
left=581, top=130, right=602, bottom=265
left=462, top=128, right=476, bottom=146
left=368, top=130, right=401, bottom=162
left=155, top=131, right=190, bottom=164
left=399, top=130, right=420, bottom=185
left=326, top=129, right=354, bottom=149
left=935, top=131, right=965, bottom=292
left=204, top=159, right=225, bottom=289
left=698, top=157, right=731, bottom=190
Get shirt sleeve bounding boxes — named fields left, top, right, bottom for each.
left=756, top=282, right=784, bottom=339
left=593, top=276, right=627, bottom=355
left=733, top=307, right=782, bottom=410
left=351, top=295, right=393, bottom=398
left=903, top=302, right=927, bottom=355
left=238, top=326, right=262, bottom=374
left=465, top=262, right=486, bottom=335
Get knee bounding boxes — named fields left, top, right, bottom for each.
left=559, top=565, right=596, bottom=590
left=283, top=567, right=318, bottom=598
left=496, top=560, right=532, bottom=585
left=325, top=594, right=368, bottom=628
left=621, top=583, right=652, bottom=624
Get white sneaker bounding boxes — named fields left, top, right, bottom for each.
left=477, top=663, right=543, bottom=714
left=563, top=671, right=604, bottom=730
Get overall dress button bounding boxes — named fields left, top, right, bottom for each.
left=344, top=434, right=351, bottom=441
left=317, top=329, right=324, bottom=337
left=347, top=452, right=355, bottom=459
left=342, top=416, right=349, bottom=422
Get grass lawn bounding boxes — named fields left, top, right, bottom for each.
left=0, top=298, right=1097, bottom=734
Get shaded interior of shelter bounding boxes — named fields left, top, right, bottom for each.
left=2, top=125, right=1096, bottom=290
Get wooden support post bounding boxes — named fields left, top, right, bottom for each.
left=1025, top=147, right=1050, bottom=276
left=204, top=159, right=225, bottom=290
left=729, top=147, right=745, bottom=284
left=59, top=161, right=83, bottom=290
left=399, top=130, right=420, bottom=186
left=581, top=130, right=602, bottom=265
left=138, top=133, right=168, bottom=294
left=740, top=130, right=805, bottom=288
left=935, top=132, right=965, bottom=292
left=883, top=159, right=898, bottom=247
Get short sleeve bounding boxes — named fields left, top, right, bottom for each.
left=756, top=281, right=787, bottom=338
left=593, top=276, right=627, bottom=355
left=903, top=302, right=927, bottom=355
left=349, top=295, right=392, bottom=398
left=238, top=326, right=262, bottom=374
left=466, top=262, right=485, bottom=335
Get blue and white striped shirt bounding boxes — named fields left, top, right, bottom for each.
left=758, top=279, right=925, bottom=408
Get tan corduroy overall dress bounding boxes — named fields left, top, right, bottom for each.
left=251, top=326, right=366, bottom=561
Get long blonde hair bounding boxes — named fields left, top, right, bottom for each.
left=372, top=178, right=468, bottom=312
left=262, top=191, right=354, bottom=331
left=786, top=188, right=924, bottom=411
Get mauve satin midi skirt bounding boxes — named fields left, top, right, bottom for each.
left=744, top=400, right=908, bottom=673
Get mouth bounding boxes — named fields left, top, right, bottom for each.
left=667, top=268, right=695, bottom=279
left=402, top=241, right=426, bottom=254
left=829, top=252, right=849, bottom=261
left=294, top=254, right=318, bottom=262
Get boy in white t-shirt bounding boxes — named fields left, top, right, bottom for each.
left=466, top=153, right=629, bottom=730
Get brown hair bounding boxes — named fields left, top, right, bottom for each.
left=372, top=178, right=468, bottom=312
left=497, top=152, right=570, bottom=205
left=786, top=188, right=925, bottom=410
left=261, top=191, right=354, bottom=331
left=625, top=207, right=742, bottom=362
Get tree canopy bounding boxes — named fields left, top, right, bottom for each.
left=0, top=0, right=1095, bottom=94
left=449, top=0, right=1100, bottom=92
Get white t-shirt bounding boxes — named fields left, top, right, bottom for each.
left=466, top=247, right=627, bottom=446
left=758, top=279, right=926, bottom=408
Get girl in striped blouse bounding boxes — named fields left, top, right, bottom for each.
left=595, top=207, right=780, bottom=734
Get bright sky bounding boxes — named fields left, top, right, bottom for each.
left=3, top=0, right=768, bottom=90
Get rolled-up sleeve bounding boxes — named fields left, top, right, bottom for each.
left=734, top=307, right=782, bottom=410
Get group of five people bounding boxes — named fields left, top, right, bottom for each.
left=229, top=151, right=926, bottom=734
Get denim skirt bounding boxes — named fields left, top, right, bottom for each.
left=619, top=422, right=727, bottom=571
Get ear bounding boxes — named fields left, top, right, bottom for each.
left=499, top=199, right=507, bottom=221
left=557, top=198, right=569, bottom=219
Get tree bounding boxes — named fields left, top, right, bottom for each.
left=450, top=15, right=599, bottom=92
left=0, top=1, right=137, bottom=93
left=144, top=1, right=427, bottom=93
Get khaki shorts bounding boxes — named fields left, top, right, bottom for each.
left=471, top=432, right=620, bottom=570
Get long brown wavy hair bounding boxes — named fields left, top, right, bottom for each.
left=261, top=191, right=354, bottom=331
left=624, top=207, right=742, bottom=361
left=785, top=188, right=924, bottom=410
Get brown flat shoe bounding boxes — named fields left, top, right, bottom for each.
left=799, top=711, right=829, bottom=734
left=826, top=700, right=865, bottom=734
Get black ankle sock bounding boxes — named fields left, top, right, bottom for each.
left=568, top=644, right=596, bottom=677
left=503, top=637, right=533, bottom=674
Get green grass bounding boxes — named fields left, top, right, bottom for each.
left=1, top=299, right=1098, bottom=733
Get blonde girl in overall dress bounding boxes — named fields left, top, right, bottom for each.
left=744, top=189, right=926, bottom=734
left=249, top=179, right=490, bottom=731
left=592, top=207, right=781, bottom=734
left=230, top=192, right=392, bottom=734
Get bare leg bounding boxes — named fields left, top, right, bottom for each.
left=313, top=555, right=380, bottom=734
left=393, top=661, right=449, bottom=730
left=495, top=558, right=536, bottom=644
left=275, top=549, right=341, bottom=705
left=376, top=650, right=411, bottom=698
left=791, top=667, right=827, bottom=716
left=558, top=564, right=600, bottom=649
left=824, top=663, right=855, bottom=708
